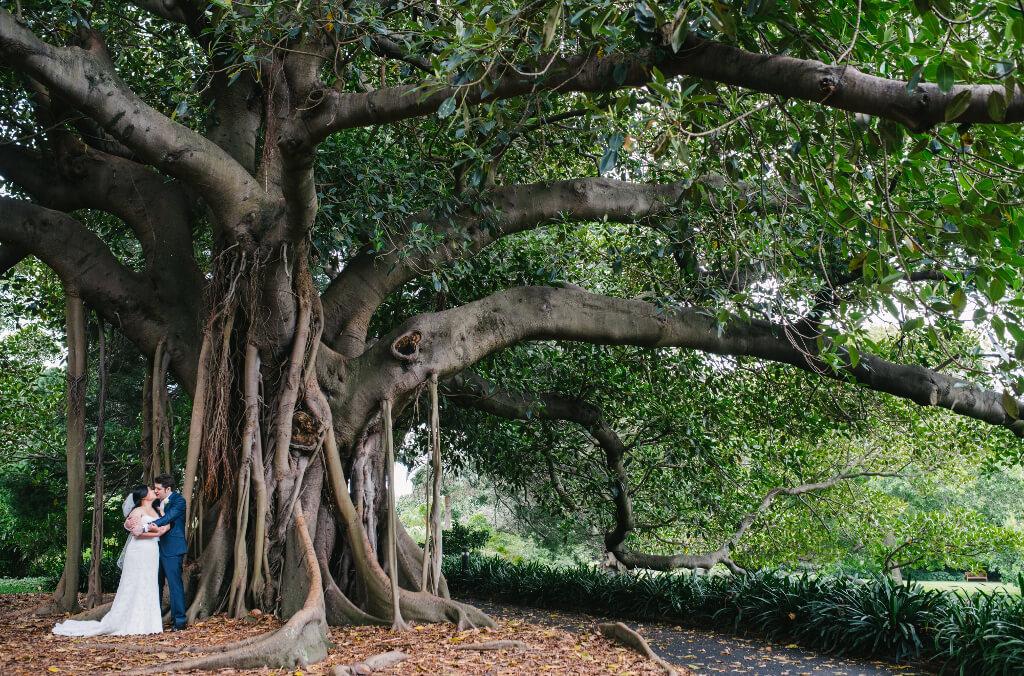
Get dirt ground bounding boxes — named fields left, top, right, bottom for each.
left=0, top=592, right=687, bottom=675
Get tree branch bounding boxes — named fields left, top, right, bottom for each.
left=345, top=286, right=1024, bottom=452
left=442, top=371, right=889, bottom=572
left=0, top=198, right=198, bottom=388
left=0, top=9, right=261, bottom=229
left=321, top=176, right=697, bottom=355
left=368, top=34, right=432, bottom=73
left=0, top=243, right=26, bottom=277
left=128, top=0, right=201, bottom=28
left=0, top=142, right=203, bottom=305
left=285, top=32, right=1023, bottom=148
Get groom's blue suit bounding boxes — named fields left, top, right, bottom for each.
left=152, top=491, right=187, bottom=629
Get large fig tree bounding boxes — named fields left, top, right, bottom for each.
left=2, top=0, right=1023, bottom=669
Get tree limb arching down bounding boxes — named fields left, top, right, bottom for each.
left=2, top=1, right=1023, bottom=670
left=444, top=371, right=900, bottom=573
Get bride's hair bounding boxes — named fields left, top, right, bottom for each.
left=131, top=484, right=150, bottom=507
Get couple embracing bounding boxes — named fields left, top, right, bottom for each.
left=53, top=473, right=187, bottom=636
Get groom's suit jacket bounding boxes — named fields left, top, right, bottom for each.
left=153, top=491, right=187, bottom=556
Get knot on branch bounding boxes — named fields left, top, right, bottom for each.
left=818, top=74, right=839, bottom=95
left=290, top=409, right=320, bottom=453
left=391, top=330, right=422, bottom=362
left=304, top=88, right=327, bottom=110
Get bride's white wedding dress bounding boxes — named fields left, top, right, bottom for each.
left=53, top=514, right=162, bottom=636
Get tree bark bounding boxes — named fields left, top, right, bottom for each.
left=57, top=286, right=87, bottom=612
left=85, top=318, right=108, bottom=609
left=428, top=373, right=443, bottom=595
left=382, top=399, right=409, bottom=631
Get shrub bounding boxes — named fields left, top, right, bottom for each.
left=443, top=521, right=490, bottom=554
left=444, top=554, right=1024, bottom=671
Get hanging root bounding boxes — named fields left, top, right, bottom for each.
left=310, top=384, right=495, bottom=631
left=598, top=622, right=678, bottom=676
left=186, top=504, right=231, bottom=623
left=143, top=504, right=328, bottom=673
left=382, top=398, right=410, bottom=632
left=227, top=344, right=261, bottom=618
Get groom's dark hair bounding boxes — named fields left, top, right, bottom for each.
left=154, top=473, right=176, bottom=490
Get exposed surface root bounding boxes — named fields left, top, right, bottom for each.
left=69, top=601, right=111, bottom=621
left=398, top=590, right=496, bottom=629
left=331, top=650, right=409, bottom=675
left=599, top=621, right=679, bottom=675
left=143, top=507, right=329, bottom=672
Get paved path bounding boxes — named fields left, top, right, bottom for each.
left=465, top=599, right=931, bottom=676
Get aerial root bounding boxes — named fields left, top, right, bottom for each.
left=331, top=650, right=410, bottom=675
left=598, top=622, right=679, bottom=675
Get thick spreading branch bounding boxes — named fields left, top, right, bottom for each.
left=0, top=9, right=260, bottom=228
left=286, top=32, right=1023, bottom=148
left=0, top=198, right=171, bottom=360
left=343, top=286, right=1024, bottom=455
left=321, top=177, right=692, bottom=354
left=443, top=371, right=896, bottom=572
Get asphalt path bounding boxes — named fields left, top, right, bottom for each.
left=464, top=598, right=931, bottom=676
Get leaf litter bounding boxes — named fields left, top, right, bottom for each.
left=0, top=593, right=687, bottom=675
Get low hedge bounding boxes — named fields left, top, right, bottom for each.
left=443, top=554, right=1024, bottom=673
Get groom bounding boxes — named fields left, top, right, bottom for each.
left=142, top=473, right=187, bottom=630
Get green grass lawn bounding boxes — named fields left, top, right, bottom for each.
left=0, top=577, right=50, bottom=594
left=914, top=580, right=1020, bottom=596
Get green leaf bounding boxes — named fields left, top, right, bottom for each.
left=1013, top=17, right=1024, bottom=45
left=951, top=288, right=967, bottom=316
left=1002, top=391, right=1019, bottom=419
left=987, top=90, right=1007, bottom=122
left=944, top=90, right=972, bottom=122
left=902, top=317, right=924, bottom=332
left=670, top=13, right=688, bottom=52
left=599, top=133, right=624, bottom=175
left=906, top=64, right=924, bottom=93
left=437, top=95, right=457, bottom=119
left=988, top=276, right=1006, bottom=303
left=848, top=251, right=868, bottom=271
left=543, top=2, right=562, bottom=50
left=936, top=62, right=954, bottom=93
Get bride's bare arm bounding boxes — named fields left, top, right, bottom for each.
left=124, top=508, right=144, bottom=535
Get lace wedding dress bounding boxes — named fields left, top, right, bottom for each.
left=53, top=514, right=163, bottom=636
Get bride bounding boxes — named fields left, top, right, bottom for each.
left=53, top=485, right=169, bottom=636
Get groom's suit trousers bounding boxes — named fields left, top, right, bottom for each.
left=158, top=552, right=187, bottom=628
